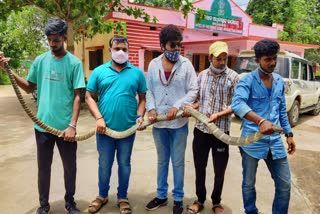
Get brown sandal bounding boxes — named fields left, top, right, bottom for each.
left=186, top=200, right=204, bottom=214
left=212, top=204, right=225, bottom=214
left=88, top=196, right=108, bottom=213
left=118, top=198, right=132, bottom=214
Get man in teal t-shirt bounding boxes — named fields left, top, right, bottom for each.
left=86, top=36, right=146, bottom=214
left=0, top=18, right=85, bottom=214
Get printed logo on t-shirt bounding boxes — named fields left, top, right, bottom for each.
left=217, top=148, right=226, bottom=152
left=44, top=70, right=64, bottom=81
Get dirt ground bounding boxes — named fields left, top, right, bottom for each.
left=0, top=85, right=319, bottom=214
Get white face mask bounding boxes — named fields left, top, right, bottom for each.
left=210, top=62, right=227, bottom=74
left=111, top=50, right=128, bottom=64
left=258, top=64, right=272, bottom=76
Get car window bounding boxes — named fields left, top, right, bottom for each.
left=301, top=63, right=308, bottom=80
left=308, top=65, right=314, bottom=81
left=274, top=57, right=288, bottom=77
left=291, top=59, right=299, bottom=79
left=234, top=56, right=288, bottom=78
left=234, top=57, right=257, bottom=74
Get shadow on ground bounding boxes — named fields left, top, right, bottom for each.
left=24, top=193, right=234, bottom=214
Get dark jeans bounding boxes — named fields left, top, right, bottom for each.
left=35, top=130, right=77, bottom=207
left=192, top=127, right=229, bottom=205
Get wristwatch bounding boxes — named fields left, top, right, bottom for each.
left=285, top=132, right=294, bottom=138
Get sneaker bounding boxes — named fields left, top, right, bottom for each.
left=173, top=201, right=183, bottom=214
left=65, top=201, right=80, bottom=214
left=145, top=197, right=168, bottom=211
left=36, top=206, right=50, bottom=214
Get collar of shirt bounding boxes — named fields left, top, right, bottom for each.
left=106, top=60, right=132, bottom=72
left=252, top=68, right=281, bottom=87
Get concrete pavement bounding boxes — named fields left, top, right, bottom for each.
left=0, top=85, right=319, bottom=214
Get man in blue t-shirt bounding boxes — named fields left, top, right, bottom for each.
left=0, top=18, right=85, bottom=214
left=86, top=36, right=147, bottom=214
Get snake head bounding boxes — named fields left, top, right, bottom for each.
left=272, top=125, right=283, bottom=133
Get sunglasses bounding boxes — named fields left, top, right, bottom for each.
left=169, top=42, right=182, bottom=49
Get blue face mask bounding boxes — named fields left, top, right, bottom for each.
left=164, top=50, right=180, bottom=62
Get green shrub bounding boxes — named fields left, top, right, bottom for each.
left=0, top=72, right=11, bottom=85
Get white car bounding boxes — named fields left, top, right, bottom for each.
left=234, top=50, right=320, bottom=127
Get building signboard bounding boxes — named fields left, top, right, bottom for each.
left=195, top=0, right=243, bottom=35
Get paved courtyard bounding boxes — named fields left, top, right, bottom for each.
left=0, top=85, right=319, bottom=214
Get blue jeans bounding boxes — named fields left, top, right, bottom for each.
left=96, top=133, right=135, bottom=199
left=240, top=148, right=291, bottom=214
left=153, top=124, right=188, bottom=202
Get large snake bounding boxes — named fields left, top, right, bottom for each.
left=4, top=63, right=282, bottom=145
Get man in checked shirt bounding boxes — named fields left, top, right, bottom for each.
left=186, top=42, right=239, bottom=214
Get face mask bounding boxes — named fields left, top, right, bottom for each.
left=258, top=64, right=272, bottom=76
left=112, top=50, right=128, bottom=64
left=210, top=62, right=226, bottom=74
left=164, top=50, right=180, bottom=62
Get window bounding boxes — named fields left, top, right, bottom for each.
left=204, top=56, right=210, bottom=69
left=192, top=54, right=212, bottom=73
left=291, top=60, right=299, bottom=79
left=89, top=49, right=103, bottom=70
left=276, top=58, right=289, bottom=78
left=192, top=55, right=200, bottom=72
left=152, top=51, right=162, bottom=58
left=308, top=64, right=314, bottom=80
left=234, top=57, right=258, bottom=74
left=144, top=50, right=162, bottom=72
left=301, top=63, right=308, bottom=80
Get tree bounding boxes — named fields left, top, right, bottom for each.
left=0, top=6, right=48, bottom=68
left=246, top=0, right=320, bottom=63
left=130, top=0, right=174, bottom=8
left=0, top=0, right=205, bottom=54
left=305, top=49, right=320, bottom=65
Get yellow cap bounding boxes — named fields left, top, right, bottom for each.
left=209, top=41, right=228, bottom=57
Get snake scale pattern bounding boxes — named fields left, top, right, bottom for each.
left=5, top=64, right=282, bottom=145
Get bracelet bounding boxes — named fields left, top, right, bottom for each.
left=258, top=119, right=266, bottom=127
left=96, top=116, right=103, bottom=121
left=68, top=124, right=76, bottom=130
left=136, top=114, right=142, bottom=119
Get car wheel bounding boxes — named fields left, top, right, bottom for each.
left=288, top=100, right=299, bottom=127
left=310, top=98, right=320, bottom=116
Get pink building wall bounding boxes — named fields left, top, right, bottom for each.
left=104, top=0, right=318, bottom=71
left=249, top=24, right=279, bottom=39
